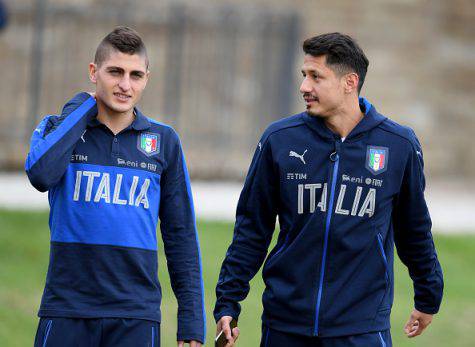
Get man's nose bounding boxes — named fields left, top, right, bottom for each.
left=299, top=77, right=311, bottom=94
left=118, top=76, right=131, bottom=91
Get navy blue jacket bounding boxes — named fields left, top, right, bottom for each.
left=25, top=93, right=206, bottom=343
left=214, top=98, right=443, bottom=337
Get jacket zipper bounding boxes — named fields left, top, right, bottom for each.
left=314, top=148, right=340, bottom=335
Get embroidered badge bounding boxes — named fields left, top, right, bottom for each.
left=366, top=146, right=388, bottom=175
left=138, top=132, right=160, bottom=156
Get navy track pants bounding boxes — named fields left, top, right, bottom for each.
left=34, top=317, right=160, bottom=347
left=260, top=325, right=391, bottom=347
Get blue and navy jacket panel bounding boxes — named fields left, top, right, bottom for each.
left=214, top=99, right=443, bottom=337
left=25, top=93, right=206, bottom=344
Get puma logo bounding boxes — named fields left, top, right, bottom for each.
left=81, top=130, right=87, bottom=143
left=289, top=149, right=307, bottom=164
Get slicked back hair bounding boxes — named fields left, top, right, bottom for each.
left=303, top=33, right=369, bottom=93
left=94, top=26, right=148, bottom=68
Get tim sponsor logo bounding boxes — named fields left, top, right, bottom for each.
left=287, top=172, right=307, bottom=180
left=71, top=154, right=88, bottom=162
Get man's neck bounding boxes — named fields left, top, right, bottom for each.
left=96, top=98, right=135, bottom=135
left=324, top=97, right=364, bottom=139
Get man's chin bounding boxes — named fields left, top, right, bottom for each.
left=96, top=96, right=135, bottom=115
left=115, top=106, right=134, bottom=114
left=306, top=108, right=325, bottom=118
left=108, top=102, right=134, bottom=114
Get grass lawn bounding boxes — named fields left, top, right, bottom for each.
left=0, top=210, right=474, bottom=346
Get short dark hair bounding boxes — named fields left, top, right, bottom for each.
left=94, top=26, right=148, bottom=68
left=303, top=33, right=369, bottom=93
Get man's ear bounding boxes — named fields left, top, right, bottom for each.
left=89, top=62, right=97, bottom=84
left=344, top=72, right=359, bottom=94
left=144, top=69, right=151, bottom=87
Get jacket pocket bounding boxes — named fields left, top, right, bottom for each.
left=376, top=233, right=391, bottom=313
left=377, top=233, right=389, bottom=285
left=266, top=232, right=290, bottom=265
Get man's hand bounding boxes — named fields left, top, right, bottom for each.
left=177, top=340, right=201, bottom=347
left=216, top=316, right=239, bottom=347
left=404, top=309, right=433, bottom=337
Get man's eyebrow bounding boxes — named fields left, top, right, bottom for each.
left=105, top=66, right=124, bottom=71
left=301, top=68, right=318, bottom=74
left=105, top=67, right=146, bottom=75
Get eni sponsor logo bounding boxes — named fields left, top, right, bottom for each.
left=342, top=174, right=383, bottom=187
left=117, top=158, right=139, bottom=168
left=117, top=158, right=157, bottom=172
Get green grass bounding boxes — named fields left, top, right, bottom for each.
left=1, top=210, right=474, bottom=346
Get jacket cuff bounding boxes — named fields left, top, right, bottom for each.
left=176, top=333, right=205, bottom=345
left=214, top=309, right=239, bottom=323
left=415, top=303, right=440, bottom=315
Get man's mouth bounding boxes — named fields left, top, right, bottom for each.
left=114, top=92, right=132, bottom=101
left=304, top=95, right=318, bottom=105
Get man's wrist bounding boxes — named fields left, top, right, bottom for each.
left=214, top=311, right=238, bottom=323
left=414, top=304, right=438, bottom=315
left=176, top=334, right=204, bottom=344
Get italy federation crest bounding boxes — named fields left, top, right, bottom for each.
left=366, top=146, right=388, bottom=175
left=138, top=133, right=160, bottom=156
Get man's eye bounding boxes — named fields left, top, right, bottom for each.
left=109, top=70, right=120, bottom=75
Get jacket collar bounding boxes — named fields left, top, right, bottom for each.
left=87, top=107, right=151, bottom=131
left=302, top=97, right=386, bottom=142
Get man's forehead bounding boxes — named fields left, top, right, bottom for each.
left=301, top=54, right=328, bottom=71
left=101, top=50, right=148, bottom=71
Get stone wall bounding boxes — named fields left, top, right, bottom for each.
left=1, top=0, right=473, bottom=178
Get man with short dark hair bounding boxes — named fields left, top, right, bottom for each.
left=214, top=32, right=443, bottom=346
left=26, top=26, right=205, bottom=347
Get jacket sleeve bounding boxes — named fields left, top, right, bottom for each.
left=393, top=133, right=444, bottom=314
left=158, top=129, right=206, bottom=344
left=214, top=136, right=279, bottom=322
left=25, top=92, right=97, bottom=192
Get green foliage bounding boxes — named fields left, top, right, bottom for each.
left=0, top=210, right=474, bottom=346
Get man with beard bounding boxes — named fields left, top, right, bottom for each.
left=214, top=32, right=443, bottom=347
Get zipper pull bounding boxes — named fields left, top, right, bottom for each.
left=330, top=140, right=341, bottom=162
left=330, top=151, right=339, bottom=162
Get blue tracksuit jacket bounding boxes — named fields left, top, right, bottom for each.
left=25, top=93, right=206, bottom=343
left=214, top=98, right=443, bottom=337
